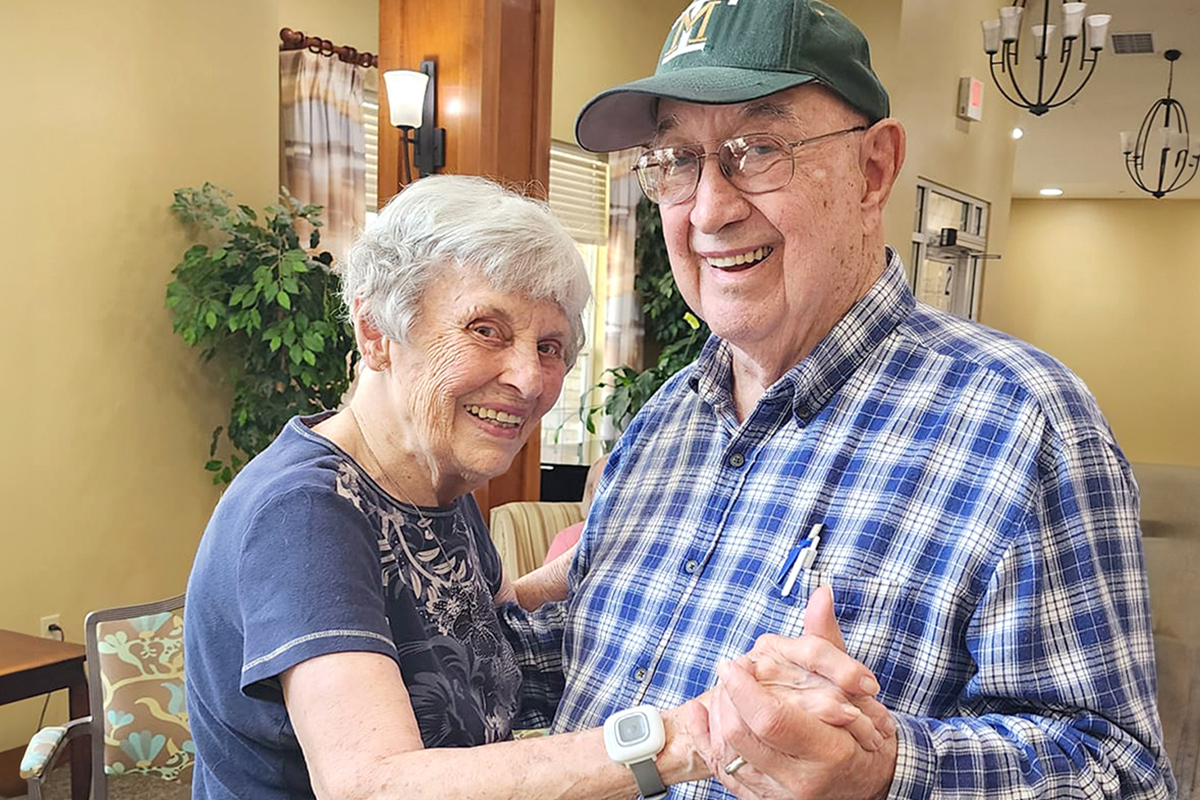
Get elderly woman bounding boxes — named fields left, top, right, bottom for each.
left=184, top=175, right=714, bottom=800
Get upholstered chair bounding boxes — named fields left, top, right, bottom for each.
left=21, top=594, right=192, bottom=799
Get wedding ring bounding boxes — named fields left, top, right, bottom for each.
left=724, top=755, right=748, bottom=776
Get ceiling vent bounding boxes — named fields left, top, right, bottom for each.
left=1111, top=32, right=1156, bottom=55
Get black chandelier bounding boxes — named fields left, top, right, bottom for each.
left=981, top=1, right=1112, bottom=116
left=1121, top=50, right=1200, bottom=199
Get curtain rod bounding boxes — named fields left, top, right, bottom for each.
left=279, top=28, right=378, bottom=69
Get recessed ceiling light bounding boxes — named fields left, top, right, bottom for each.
left=1012, top=127, right=1025, bottom=140
left=1039, top=187, right=1064, bottom=197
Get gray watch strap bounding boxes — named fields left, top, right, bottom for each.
left=629, top=757, right=668, bottom=800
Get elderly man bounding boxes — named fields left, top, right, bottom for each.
left=507, top=1, right=1173, bottom=798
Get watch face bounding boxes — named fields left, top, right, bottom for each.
left=616, top=712, right=649, bottom=746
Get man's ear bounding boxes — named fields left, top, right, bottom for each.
left=859, top=118, right=906, bottom=225
left=351, top=297, right=389, bottom=370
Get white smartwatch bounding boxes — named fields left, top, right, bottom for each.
left=604, top=705, right=668, bottom=800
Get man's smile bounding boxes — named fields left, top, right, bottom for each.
left=704, top=245, right=775, bottom=271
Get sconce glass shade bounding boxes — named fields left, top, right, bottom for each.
left=1085, top=14, right=1111, bottom=51
left=1119, top=130, right=1133, bottom=155
left=982, top=19, right=1002, bottom=54
left=1032, top=24, right=1056, bottom=57
left=999, top=6, right=1022, bottom=41
left=1061, top=3, right=1087, bottom=39
left=383, top=69, right=430, bottom=128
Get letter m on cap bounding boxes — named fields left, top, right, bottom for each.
left=662, top=0, right=727, bottom=64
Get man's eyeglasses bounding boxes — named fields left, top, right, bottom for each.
left=632, top=126, right=867, bottom=206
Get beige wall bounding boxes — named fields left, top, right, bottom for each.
left=0, top=0, right=372, bottom=756
left=279, top=0, right=379, bottom=55
left=551, top=0, right=686, bottom=144
left=986, top=199, right=1200, bottom=467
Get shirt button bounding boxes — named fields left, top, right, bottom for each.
left=728, top=452, right=745, bottom=468
left=633, top=667, right=648, bottom=682
left=797, top=407, right=811, bottom=420
left=684, top=558, right=699, bottom=574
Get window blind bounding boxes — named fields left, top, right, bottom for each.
left=548, top=142, right=608, bottom=246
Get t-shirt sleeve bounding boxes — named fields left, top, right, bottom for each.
left=237, top=487, right=398, bottom=702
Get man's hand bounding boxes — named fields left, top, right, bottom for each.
left=705, top=586, right=899, bottom=800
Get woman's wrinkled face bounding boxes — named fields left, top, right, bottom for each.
left=388, top=267, right=571, bottom=494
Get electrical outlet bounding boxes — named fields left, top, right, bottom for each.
left=39, top=614, right=61, bottom=639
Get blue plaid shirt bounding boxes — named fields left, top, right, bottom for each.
left=505, top=251, right=1172, bottom=799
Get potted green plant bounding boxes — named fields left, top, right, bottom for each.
left=165, top=183, right=357, bottom=484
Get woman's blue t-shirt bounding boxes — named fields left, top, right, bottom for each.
left=184, top=413, right=521, bottom=799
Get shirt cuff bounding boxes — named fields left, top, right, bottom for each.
left=885, top=713, right=936, bottom=800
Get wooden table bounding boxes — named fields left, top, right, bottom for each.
left=0, top=630, right=89, bottom=800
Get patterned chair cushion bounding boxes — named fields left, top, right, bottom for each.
left=19, top=726, right=66, bottom=779
left=96, top=610, right=194, bottom=781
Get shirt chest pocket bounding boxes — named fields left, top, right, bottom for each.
left=765, top=569, right=912, bottom=677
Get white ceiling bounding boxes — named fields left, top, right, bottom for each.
left=1007, top=0, right=1200, bottom=199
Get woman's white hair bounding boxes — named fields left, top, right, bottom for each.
left=341, top=175, right=591, bottom=366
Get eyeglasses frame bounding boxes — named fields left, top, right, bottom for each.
left=632, top=125, right=869, bottom=206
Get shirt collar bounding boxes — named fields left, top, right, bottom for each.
left=689, top=248, right=914, bottom=422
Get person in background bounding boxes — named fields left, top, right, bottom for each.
left=184, top=174, right=885, bottom=800
left=543, top=453, right=609, bottom=565
left=505, top=1, right=1174, bottom=798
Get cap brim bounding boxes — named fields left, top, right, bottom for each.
left=575, top=67, right=819, bottom=152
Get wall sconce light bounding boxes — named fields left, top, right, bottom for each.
left=383, top=59, right=446, bottom=182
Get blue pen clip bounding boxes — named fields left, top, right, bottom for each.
left=775, top=523, right=824, bottom=598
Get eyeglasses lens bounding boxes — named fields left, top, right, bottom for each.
left=636, top=134, right=795, bottom=205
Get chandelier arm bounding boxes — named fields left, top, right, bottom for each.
left=1032, top=0, right=1052, bottom=106
left=1172, top=159, right=1200, bottom=193
left=1042, top=55, right=1099, bottom=110
left=1042, top=38, right=1077, bottom=108
left=1164, top=100, right=1186, bottom=191
left=1163, top=143, right=1197, bottom=195
left=1129, top=101, right=1158, bottom=193
left=1001, top=42, right=1041, bottom=109
left=1155, top=144, right=1171, bottom=196
left=989, top=57, right=1033, bottom=110
left=1125, top=155, right=1150, bottom=193
left=1136, top=99, right=1162, bottom=156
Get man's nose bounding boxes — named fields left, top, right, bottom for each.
left=689, top=156, right=752, bottom=234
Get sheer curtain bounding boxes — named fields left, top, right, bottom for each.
left=279, top=49, right=365, bottom=265
left=604, top=148, right=645, bottom=372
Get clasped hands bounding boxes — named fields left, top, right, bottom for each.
left=674, top=586, right=898, bottom=800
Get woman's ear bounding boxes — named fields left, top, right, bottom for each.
left=351, top=298, right=389, bottom=370
left=859, top=118, right=906, bottom=229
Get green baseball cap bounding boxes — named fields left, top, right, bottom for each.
left=575, top=0, right=889, bottom=152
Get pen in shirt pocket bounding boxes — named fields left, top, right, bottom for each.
left=775, top=522, right=823, bottom=598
